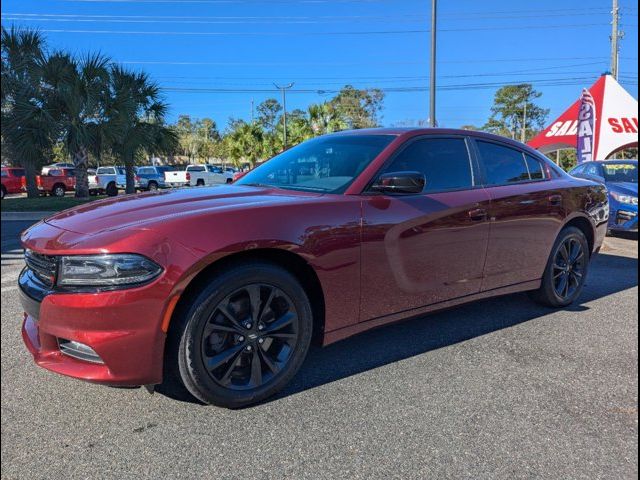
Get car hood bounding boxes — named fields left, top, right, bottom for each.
left=44, top=185, right=322, bottom=235
left=607, top=182, right=638, bottom=196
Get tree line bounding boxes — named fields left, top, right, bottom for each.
left=170, top=86, right=384, bottom=167
left=1, top=27, right=178, bottom=198
left=1, top=28, right=386, bottom=198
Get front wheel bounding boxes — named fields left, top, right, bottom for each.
left=147, top=181, right=159, bottom=191
left=172, top=262, right=313, bottom=408
left=529, top=226, right=590, bottom=307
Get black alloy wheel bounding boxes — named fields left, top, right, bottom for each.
left=172, top=262, right=313, bottom=408
left=529, top=226, right=590, bottom=307
left=201, top=283, right=299, bottom=390
left=552, top=236, right=586, bottom=300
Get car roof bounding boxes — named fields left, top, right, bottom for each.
left=329, top=127, right=544, bottom=156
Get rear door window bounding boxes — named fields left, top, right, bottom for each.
left=476, top=141, right=531, bottom=185
left=524, top=154, right=546, bottom=180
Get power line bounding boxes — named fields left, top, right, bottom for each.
left=159, top=76, right=627, bottom=95
left=14, top=23, right=614, bottom=36
left=3, top=10, right=632, bottom=24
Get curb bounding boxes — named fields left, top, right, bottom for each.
left=1, top=211, right=55, bottom=221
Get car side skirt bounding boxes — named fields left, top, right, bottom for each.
left=322, top=279, right=541, bottom=346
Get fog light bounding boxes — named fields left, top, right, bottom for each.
left=58, top=339, right=104, bottom=364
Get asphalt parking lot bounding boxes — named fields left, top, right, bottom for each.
left=1, top=219, right=637, bottom=480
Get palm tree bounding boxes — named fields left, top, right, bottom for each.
left=308, top=102, right=347, bottom=136
left=40, top=52, right=110, bottom=197
left=106, top=66, right=176, bottom=193
left=1, top=27, right=54, bottom=198
left=227, top=121, right=264, bottom=168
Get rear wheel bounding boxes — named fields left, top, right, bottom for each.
left=105, top=182, right=118, bottom=197
left=147, top=181, right=159, bottom=191
left=171, top=262, right=313, bottom=408
left=529, top=226, right=590, bottom=307
left=196, top=179, right=205, bottom=187
left=1, top=186, right=6, bottom=199
left=226, top=178, right=233, bottom=184
left=52, top=184, right=66, bottom=197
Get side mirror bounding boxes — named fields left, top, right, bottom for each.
left=371, top=171, right=426, bottom=194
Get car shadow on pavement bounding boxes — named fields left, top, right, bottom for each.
left=156, top=251, right=638, bottom=407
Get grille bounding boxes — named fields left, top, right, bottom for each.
left=24, top=249, right=58, bottom=287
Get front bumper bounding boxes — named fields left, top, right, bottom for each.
left=19, top=268, right=168, bottom=386
left=609, top=204, right=638, bottom=231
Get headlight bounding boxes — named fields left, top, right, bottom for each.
left=611, top=192, right=638, bottom=205
left=58, top=254, right=162, bottom=288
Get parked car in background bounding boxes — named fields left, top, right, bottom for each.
left=1, top=166, right=25, bottom=199
left=93, top=166, right=133, bottom=196
left=136, top=165, right=176, bottom=191
left=24, top=168, right=76, bottom=197
left=19, top=129, right=609, bottom=408
left=570, top=160, right=638, bottom=233
left=41, top=162, right=75, bottom=176
left=164, top=164, right=234, bottom=187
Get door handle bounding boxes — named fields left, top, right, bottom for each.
left=548, top=194, right=563, bottom=207
left=468, top=208, right=488, bottom=221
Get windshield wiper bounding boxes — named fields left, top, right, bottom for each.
left=240, top=183, right=279, bottom=189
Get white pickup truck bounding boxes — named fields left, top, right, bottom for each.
left=90, top=166, right=135, bottom=196
left=164, top=165, right=234, bottom=188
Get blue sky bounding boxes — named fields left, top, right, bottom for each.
left=1, top=0, right=638, bottom=131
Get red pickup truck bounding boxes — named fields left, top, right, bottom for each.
left=22, top=168, right=76, bottom=197
left=1, top=166, right=26, bottom=199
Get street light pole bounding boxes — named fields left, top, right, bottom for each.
left=429, top=0, right=437, bottom=127
left=274, top=82, right=294, bottom=149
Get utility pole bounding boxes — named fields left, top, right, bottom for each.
left=274, top=82, right=294, bottom=150
left=610, top=0, right=624, bottom=79
left=251, top=98, right=254, bottom=123
left=521, top=99, right=528, bottom=143
left=429, top=0, right=437, bottom=127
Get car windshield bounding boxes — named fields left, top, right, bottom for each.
left=602, top=162, right=638, bottom=183
left=235, top=134, right=396, bottom=193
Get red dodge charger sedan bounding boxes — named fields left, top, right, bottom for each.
left=19, top=129, right=609, bottom=408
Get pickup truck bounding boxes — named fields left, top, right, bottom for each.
left=164, top=165, right=234, bottom=188
left=92, top=166, right=135, bottom=196
left=136, top=165, right=176, bottom=191
left=23, top=168, right=76, bottom=197
left=1, top=166, right=25, bottom=199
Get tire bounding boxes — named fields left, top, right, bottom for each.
left=529, top=226, right=590, bottom=308
left=1, top=186, right=6, bottom=199
left=196, top=179, right=205, bottom=187
left=226, top=178, right=233, bottom=184
left=105, top=182, right=118, bottom=197
left=147, top=181, right=159, bottom=191
left=52, top=184, right=66, bottom=197
left=170, top=262, right=313, bottom=408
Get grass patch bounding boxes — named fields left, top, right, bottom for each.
left=1, top=195, right=106, bottom=212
